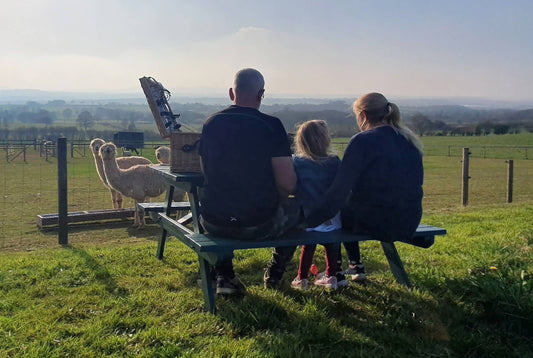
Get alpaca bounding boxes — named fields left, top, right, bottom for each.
left=90, top=138, right=153, bottom=209
left=99, top=142, right=185, bottom=228
left=155, top=146, right=170, bottom=164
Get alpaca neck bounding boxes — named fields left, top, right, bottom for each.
left=102, top=156, right=124, bottom=182
left=94, top=156, right=107, bottom=185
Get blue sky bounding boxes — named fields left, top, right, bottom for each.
left=2, top=0, right=533, bottom=101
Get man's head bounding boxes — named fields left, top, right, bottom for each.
left=229, top=68, right=265, bottom=109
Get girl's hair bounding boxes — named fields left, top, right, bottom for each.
left=353, top=92, right=423, bottom=155
left=294, top=119, right=331, bottom=160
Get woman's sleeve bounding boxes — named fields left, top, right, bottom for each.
left=306, top=137, right=369, bottom=227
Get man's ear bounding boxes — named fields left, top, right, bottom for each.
left=229, top=88, right=235, bottom=101
left=257, top=89, right=265, bottom=101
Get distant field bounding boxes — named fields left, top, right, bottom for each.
left=332, top=132, right=533, bottom=159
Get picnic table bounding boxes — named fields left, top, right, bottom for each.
left=148, top=165, right=446, bottom=314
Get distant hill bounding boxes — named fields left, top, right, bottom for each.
left=1, top=89, right=532, bottom=137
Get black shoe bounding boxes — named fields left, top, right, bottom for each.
left=263, top=269, right=282, bottom=289
left=216, top=275, right=246, bottom=296
left=345, top=263, right=367, bottom=282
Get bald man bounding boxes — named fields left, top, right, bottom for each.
left=199, top=68, right=300, bottom=295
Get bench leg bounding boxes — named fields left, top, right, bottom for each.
left=198, top=255, right=216, bottom=314
left=381, top=242, right=412, bottom=289
left=156, top=229, right=167, bottom=260
left=156, top=185, right=175, bottom=260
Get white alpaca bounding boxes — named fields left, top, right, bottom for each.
left=155, top=146, right=170, bottom=164
left=99, top=142, right=185, bottom=228
left=90, top=138, right=152, bottom=209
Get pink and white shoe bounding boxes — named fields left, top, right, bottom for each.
left=313, top=275, right=338, bottom=290
left=291, top=277, right=309, bottom=291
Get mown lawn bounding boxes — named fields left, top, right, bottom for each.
left=0, top=204, right=532, bottom=357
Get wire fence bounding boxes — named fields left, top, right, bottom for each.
left=1, top=141, right=532, bottom=250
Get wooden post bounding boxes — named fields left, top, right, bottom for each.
left=462, top=148, right=470, bottom=206
left=507, top=160, right=513, bottom=203
left=57, top=138, right=68, bottom=245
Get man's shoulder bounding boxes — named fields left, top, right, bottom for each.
left=206, top=106, right=284, bottom=133
left=206, top=105, right=277, bottom=121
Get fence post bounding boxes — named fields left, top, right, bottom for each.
left=507, top=160, right=513, bottom=203
left=462, top=147, right=470, bottom=206
left=57, top=137, right=68, bottom=245
left=70, top=140, right=74, bottom=158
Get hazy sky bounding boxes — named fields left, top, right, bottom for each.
left=2, top=0, right=533, bottom=100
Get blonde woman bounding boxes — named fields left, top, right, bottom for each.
left=290, top=120, right=347, bottom=290
left=305, top=93, right=424, bottom=281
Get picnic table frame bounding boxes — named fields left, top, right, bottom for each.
left=148, top=165, right=447, bottom=314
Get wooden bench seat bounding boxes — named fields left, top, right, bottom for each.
left=137, top=201, right=190, bottom=221
left=155, top=212, right=446, bottom=314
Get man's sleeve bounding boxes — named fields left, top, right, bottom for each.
left=270, top=117, right=292, bottom=157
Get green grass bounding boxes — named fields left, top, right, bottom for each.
left=1, top=136, right=533, bottom=356
left=0, top=205, right=531, bottom=357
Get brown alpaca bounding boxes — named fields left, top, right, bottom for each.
left=90, top=138, right=153, bottom=209
left=155, top=146, right=170, bottom=164
left=99, top=142, right=185, bottom=228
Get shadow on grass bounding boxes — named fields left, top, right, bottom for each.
left=209, top=264, right=533, bottom=357
left=65, top=247, right=130, bottom=297
left=213, top=281, right=451, bottom=357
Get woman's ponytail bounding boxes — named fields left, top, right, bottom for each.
left=355, top=93, right=423, bottom=155
left=387, top=102, right=423, bottom=155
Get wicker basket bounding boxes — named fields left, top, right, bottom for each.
left=170, top=132, right=202, bottom=173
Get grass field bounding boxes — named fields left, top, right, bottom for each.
left=0, top=134, right=532, bottom=357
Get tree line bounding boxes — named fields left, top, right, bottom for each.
left=1, top=100, right=532, bottom=141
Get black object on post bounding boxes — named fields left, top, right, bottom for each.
left=57, top=137, right=68, bottom=245
left=462, top=147, right=470, bottom=207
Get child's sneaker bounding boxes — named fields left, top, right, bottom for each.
left=345, top=264, right=367, bottom=282
left=291, top=277, right=309, bottom=291
left=317, top=271, right=348, bottom=288
left=313, top=275, right=338, bottom=289
left=216, top=275, right=246, bottom=296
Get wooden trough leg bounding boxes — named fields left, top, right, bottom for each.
left=381, top=242, right=412, bottom=289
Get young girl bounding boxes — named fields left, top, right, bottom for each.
left=291, top=120, right=348, bottom=290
